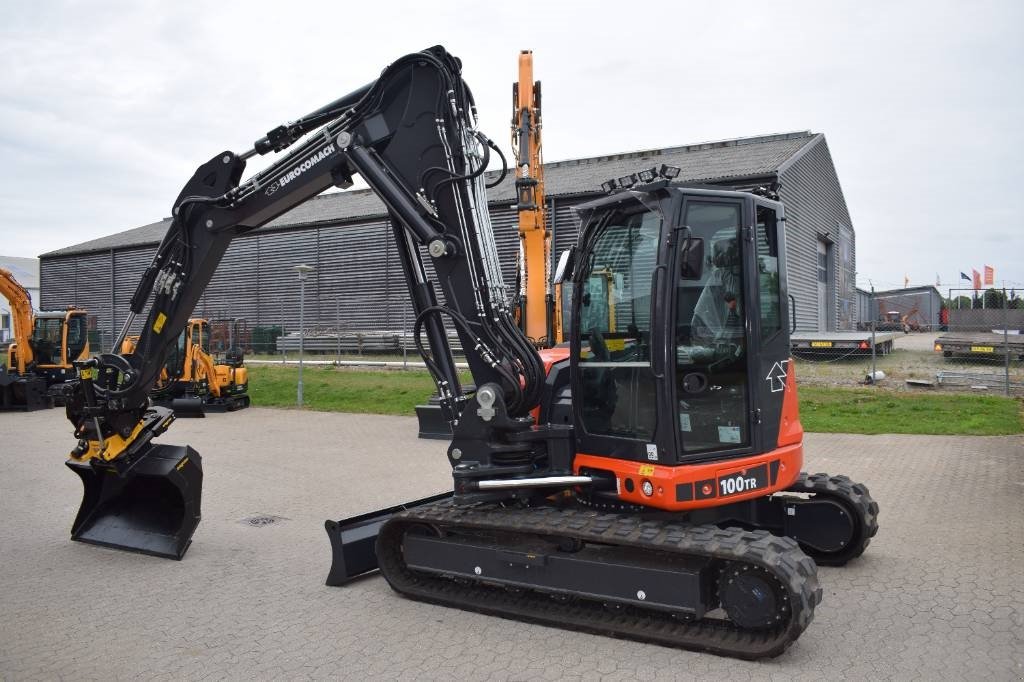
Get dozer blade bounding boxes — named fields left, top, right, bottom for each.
left=171, top=397, right=206, bottom=418
left=324, top=491, right=453, bottom=586
left=0, top=370, right=51, bottom=412
left=66, top=445, right=202, bottom=560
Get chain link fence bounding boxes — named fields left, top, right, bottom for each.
left=794, top=288, right=1023, bottom=396
left=73, top=287, right=1022, bottom=395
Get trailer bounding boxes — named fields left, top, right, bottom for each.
left=791, top=331, right=899, bottom=356
left=934, top=331, right=1024, bottom=361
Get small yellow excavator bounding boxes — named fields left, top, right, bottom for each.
left=1, top=267, right=89, bottom=410
left=122, top=317, right=249, bottom=416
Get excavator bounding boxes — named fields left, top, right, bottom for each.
left=59, top=46, right=878, bottom=659
left=0, top=267, right=89, bottom=410
left=121, top=318, right=249, bottom=416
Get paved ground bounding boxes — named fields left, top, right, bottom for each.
left=0, top=408, right=1022, bottom=680
left=893, top=331, right=942, bottom=352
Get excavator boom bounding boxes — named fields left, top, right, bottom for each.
left=0, top=267, right=49, bottom=411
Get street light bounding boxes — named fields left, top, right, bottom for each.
left=293, top=264, right=315, bottom=406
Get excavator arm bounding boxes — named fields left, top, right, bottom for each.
left=69, top=45, right=544, bottom=465
left=65, top=46, right=553, bottom=557
left=0, top=267, right=36, bottom=373
left=511, top=50, right=554, bottom=346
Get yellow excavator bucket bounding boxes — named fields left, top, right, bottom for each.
left=66, top=445, right=202, bottom=560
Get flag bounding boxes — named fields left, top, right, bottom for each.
left=972, top=269, right=981, bottom=290
left=984, top=265, right=994, bottom=286
left=960, top=272, right=971, bottom=282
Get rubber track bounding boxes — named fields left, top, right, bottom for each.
left=377, top=501, right=822, bottom=660
left=784, top=473, right=880, bottom=566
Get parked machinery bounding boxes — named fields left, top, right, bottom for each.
left=0, top=267, right=88, bottom=410
left=58, top=46, right=877, bottom=658
left=122, top=318, right=249, bottom=416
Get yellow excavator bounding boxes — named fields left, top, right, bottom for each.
left=121, top=317, right=249, bottom=416
left=0, top=267, right=89, bottom=410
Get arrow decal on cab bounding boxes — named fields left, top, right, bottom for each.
left=766, top=360, right=788, bottom=393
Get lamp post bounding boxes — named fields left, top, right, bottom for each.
left=293, top=264, right=315, bottom=406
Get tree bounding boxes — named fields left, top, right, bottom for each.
left=983, top=288, right=1007, bottom=309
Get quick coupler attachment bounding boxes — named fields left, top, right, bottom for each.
left=324, top=491, right=453, bottom=586
left=66, top=445, right=203, bottom=560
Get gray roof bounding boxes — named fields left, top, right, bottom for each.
left=42, top=131, right=816, bottom=258
left=873, top=285, right=943, bottom=298
left=0, top=255, right=40, bottom=288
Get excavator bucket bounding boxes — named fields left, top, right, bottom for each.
left=66, top=445, right=202, bottom=560
left=0, top=369, right=51, bottom=411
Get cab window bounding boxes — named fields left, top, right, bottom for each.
left=576, top=204, right=662, bottom=441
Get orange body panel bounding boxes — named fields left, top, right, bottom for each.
left=777, top=358, right=803, bottom=447
left=574, top=444, right=803, bottom=512
left=529, top=346, right=571, bottom=422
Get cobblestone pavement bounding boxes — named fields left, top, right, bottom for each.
left=0, top=408, right=1021, bottom=680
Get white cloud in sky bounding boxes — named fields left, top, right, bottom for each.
left=1, top=0, right=1021, bottom=290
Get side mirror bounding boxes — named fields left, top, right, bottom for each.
left=679, top=238, right=704, bottom=280
left=553, top=247, right=575, bottom=284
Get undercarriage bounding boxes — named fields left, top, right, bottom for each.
left=326, top=471, right=877, bottom=659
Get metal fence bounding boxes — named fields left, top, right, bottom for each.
left=76, top=287, right=1024, bottom=397
left=793, top=323, right=1023, bottom=396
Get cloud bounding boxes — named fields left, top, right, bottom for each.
left=1, top=0, right=1022, bottom=287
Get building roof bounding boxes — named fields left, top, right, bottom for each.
left=0, top=255, right=40, bottom=289
left=41, top=131, right=818, bottom=258
left=872, top=285, right=943, bottom=298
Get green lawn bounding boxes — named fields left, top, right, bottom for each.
left=247, top=365, right=1024, bottom=436
left=798, top=385, right=1024, bottom=436
left=248, top=365, right=449, bottom=416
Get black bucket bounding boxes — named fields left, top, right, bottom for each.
left=66, top=445, right=202, bottom=560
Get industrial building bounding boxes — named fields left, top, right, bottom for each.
left=39, top=131, right=857, bottom=347
left=858, top=285, right=944, bottom=329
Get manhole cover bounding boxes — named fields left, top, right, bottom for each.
left=240, top=514, right=286, bottom=527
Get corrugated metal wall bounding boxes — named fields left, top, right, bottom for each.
left=40, top=152, right=857, bottom=342
left=779, top=137, right=856, bottom=332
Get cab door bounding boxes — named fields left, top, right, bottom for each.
left=749, top=201, right=792, bottom=450
left=670, top=196, right=755, bottom=463
left=570, top=195, right=676, bottom=464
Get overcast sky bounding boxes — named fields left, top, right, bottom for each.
left=1, top=0, right=1021, bottom=293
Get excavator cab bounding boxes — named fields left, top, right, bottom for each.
left=569, top=182, right=799, bottom=506
left=29, top=309, right=90, bottom=385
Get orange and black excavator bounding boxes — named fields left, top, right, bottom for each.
left=58, top=46, right=877, bottom=658
left=0, top=267, right=89, bottom=410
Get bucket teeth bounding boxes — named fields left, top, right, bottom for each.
left=66, top=445, right=203, bottom=560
